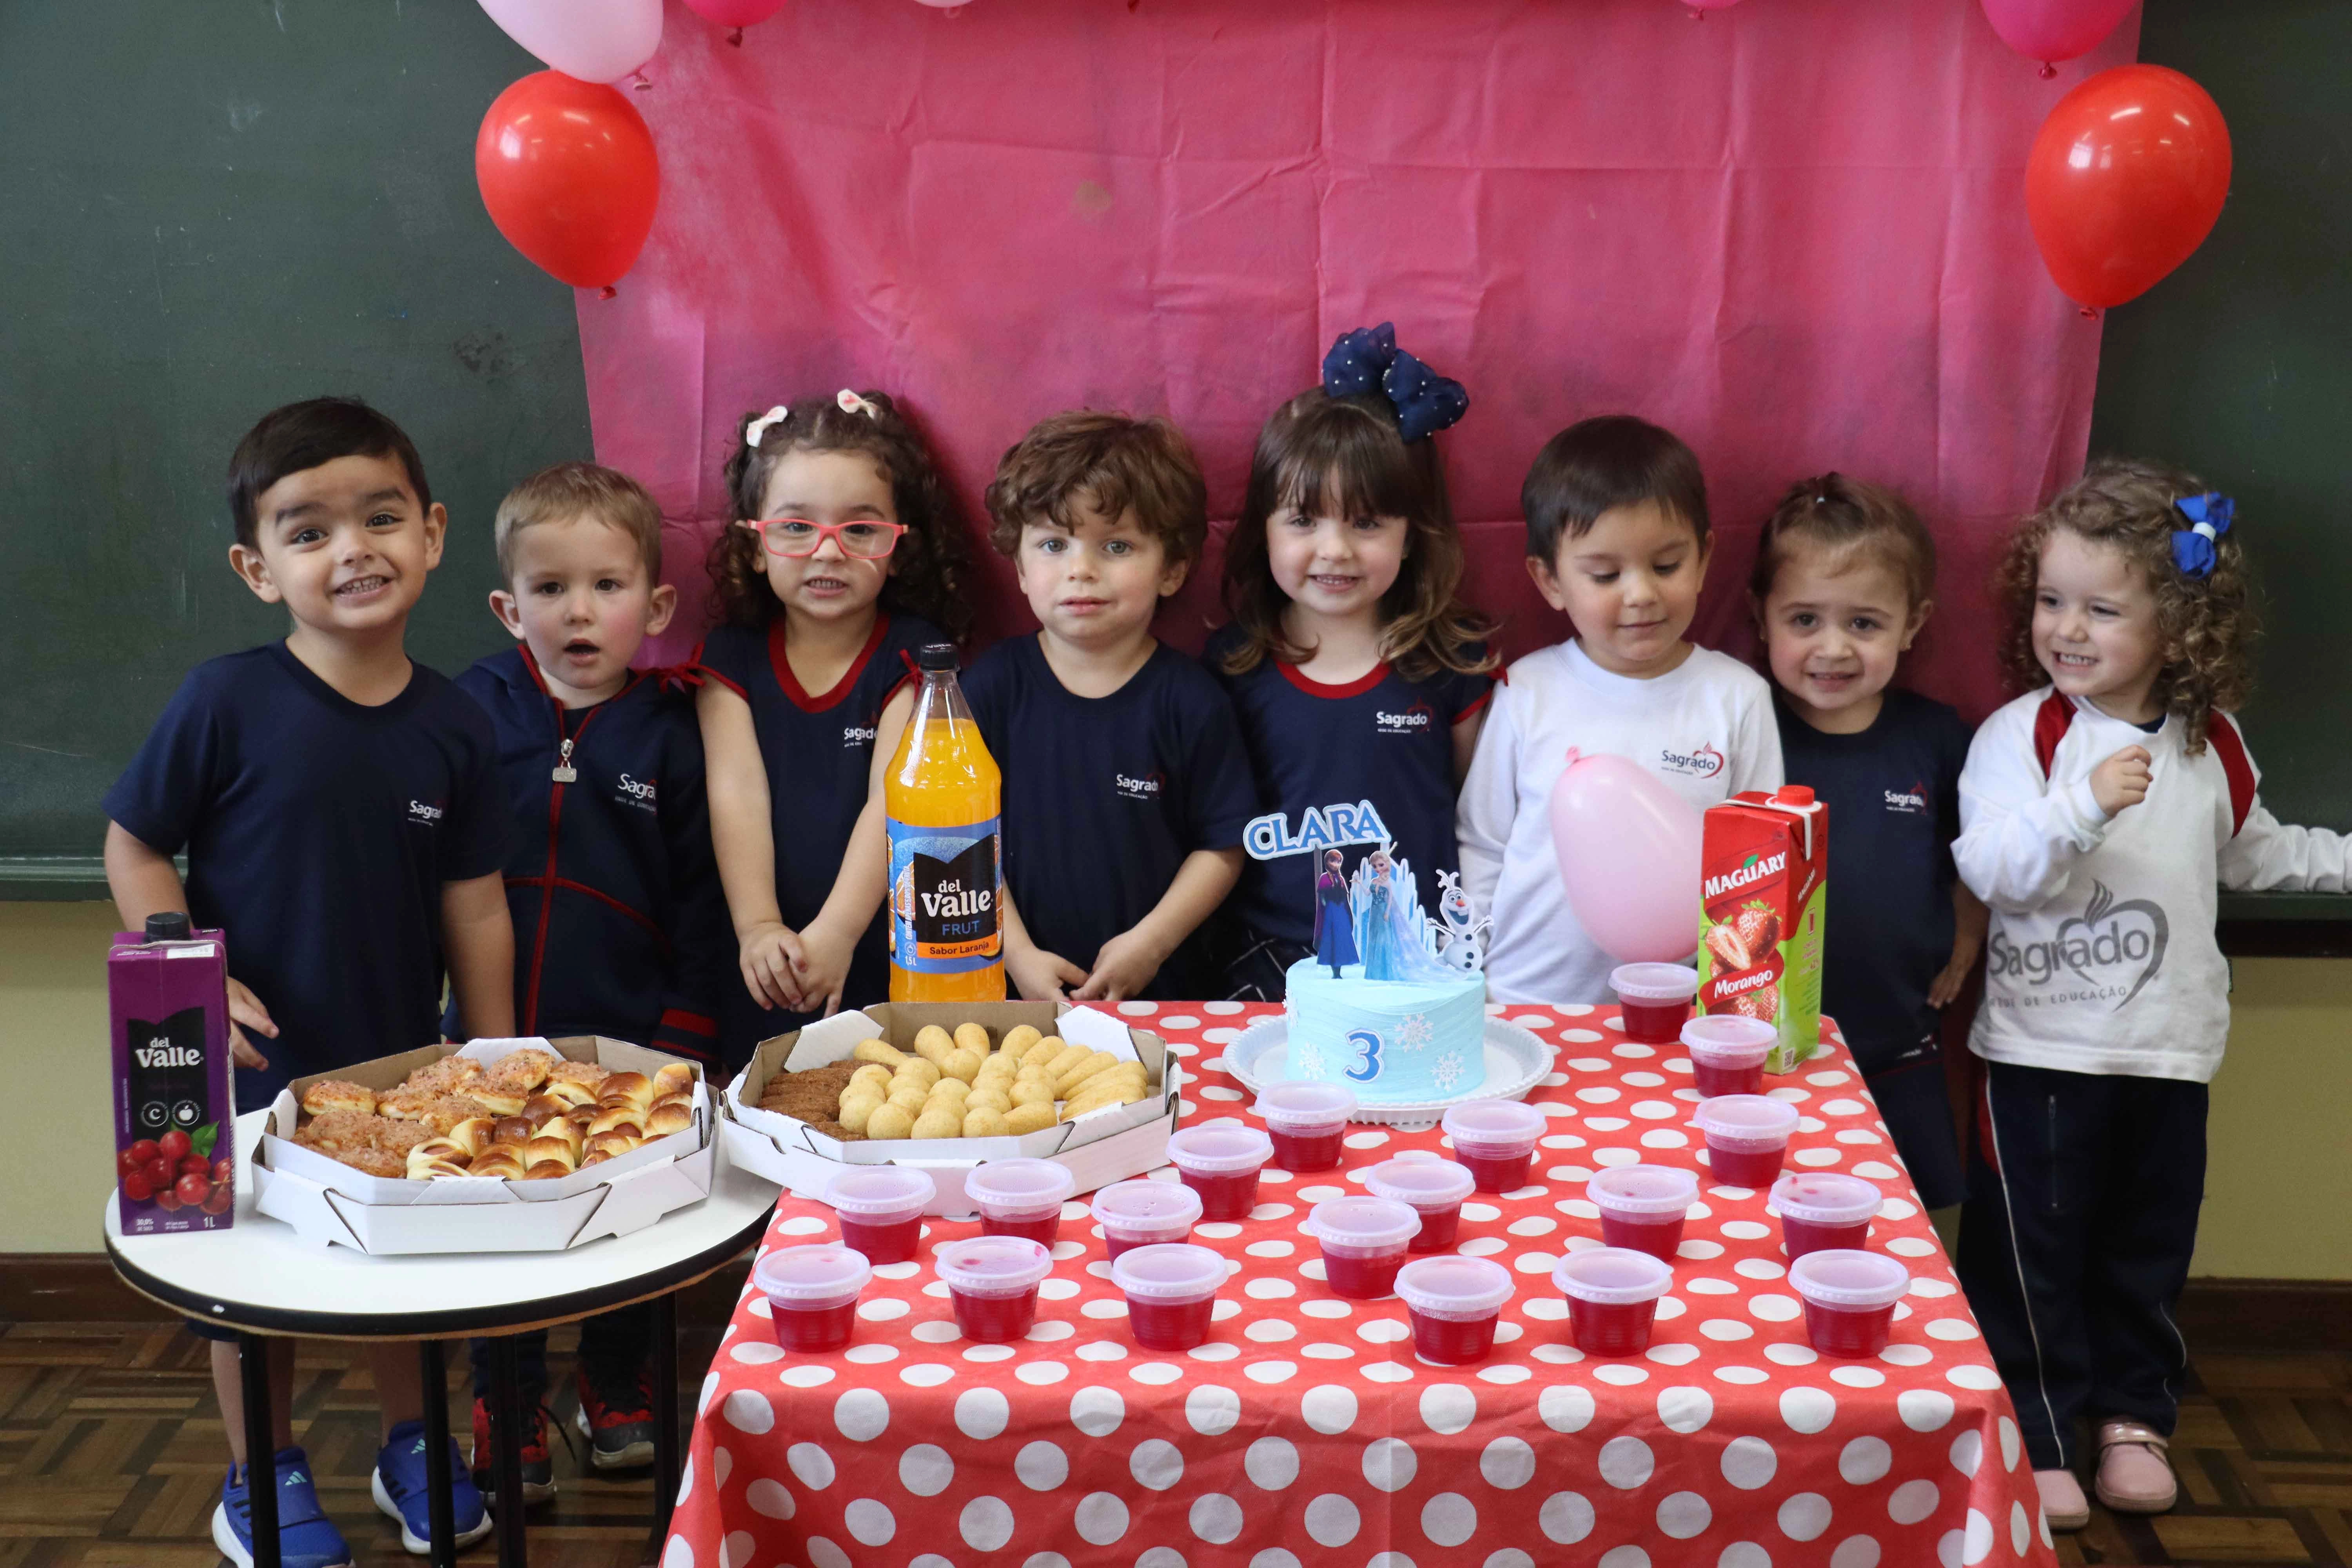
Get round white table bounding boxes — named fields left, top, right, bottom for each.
left=103, top=1108, right=781, bottom=1568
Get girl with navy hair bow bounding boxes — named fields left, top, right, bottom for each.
left=1952, top=457, right=2350, bottom=1532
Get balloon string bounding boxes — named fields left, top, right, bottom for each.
left=2039, top=62, right=2057, bottom=80
left=600, top=285, right=618, bottom=301
left=2079, top=305, right=2099, bottom=320
left=728, top=25, right=744, bottom=45
left=632, top=70, right=653, bottom=91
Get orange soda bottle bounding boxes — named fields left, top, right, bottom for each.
left=886, top=645, right=1005, bottom=1002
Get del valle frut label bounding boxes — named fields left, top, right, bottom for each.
left=887, top=816, right=1002, bottom=973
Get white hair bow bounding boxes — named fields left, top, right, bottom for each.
left=744, top=405, right=789, bottom=448
left=836, top=389, right=880, bottom=419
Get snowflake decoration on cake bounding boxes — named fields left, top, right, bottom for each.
left=1430, top=1048, right=1469, bottom=1093
left=1393, top=1012, right=1434, bottom=1054
left=1291, top=1037, right=1326, bottom=1078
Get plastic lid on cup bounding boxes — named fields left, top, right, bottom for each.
left=1091, top=1178, right=1203, bottom=1239
left=751, top=1244, right=873, bottom=1308
left=1440, top=1099, right=1545, bottom=1153
left=1690, top=1094, right=1801, bottom=1150
left=1610, top=962, right=1700, bottom=1002
left=1788, top=1248, right=1909, bottom=1309
left=1165, top=1122, right=1275, bottom=1176
left=1395, top=1254, right=1515, bottom=1322
left=1254, top=1081, right=1358, bottom=1133
left=1770, top=1172, right=1882, bottom=1227
left=1362, top=1156, right=1476, bottom=1211
left=933, top=1234, right=1054, bottom=1299
left=1553, top=1247, right=1675, bottom=1305
left=963, top=1157, right=1078, bottom=1218
left=1681, top=1014, right=1777, bottom=1063
left=1109, top=1241, right=1227, bottom=1304
left=1587, top=1164, right=1700, bottom=1219
left=1301, top=1196, right=1421, bottom=1254
left=824, top=1165, right=937, bottom=1220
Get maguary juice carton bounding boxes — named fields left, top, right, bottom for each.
left=1696, top=786, right=1828, bottom=1074
left=110, top=913, right=237, bottom=1234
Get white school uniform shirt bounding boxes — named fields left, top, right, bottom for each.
left=1457, top=641, right=1783, bottom=1005
left=1955, top=688, right=2348, bottom=1084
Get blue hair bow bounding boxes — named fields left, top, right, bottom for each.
left=2172, top=491, right=2234, bottom=577
left=1321, top=322, right=1470, bottom=443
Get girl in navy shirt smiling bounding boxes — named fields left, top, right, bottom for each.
left=1207, top=326, right=1497, bottom=1000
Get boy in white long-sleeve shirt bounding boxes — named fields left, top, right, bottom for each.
left=1459, top=416, right=1782, bottom=1004
left=1954, top=460, right=2349, bottom=1530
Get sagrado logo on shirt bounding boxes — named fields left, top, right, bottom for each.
left=1987, top=880, right=2168, bottom=1010
left=1659, top=742, right=1725, bottom=778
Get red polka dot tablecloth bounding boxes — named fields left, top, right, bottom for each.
left=664, top=1004, right=2055, bottom=1568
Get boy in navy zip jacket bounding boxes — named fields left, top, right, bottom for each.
left=447, top=463, right=732, bottom=1503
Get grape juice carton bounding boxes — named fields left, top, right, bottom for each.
left=110, top=913, right=236, bottom=1234
left=1695, top=786, right=1827, bottom=1074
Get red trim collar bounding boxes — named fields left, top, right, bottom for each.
left=768, top=613, right=891, bottom=713
left=1275, top=659, right=1390, bottom=701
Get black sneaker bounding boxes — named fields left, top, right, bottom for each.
left=469, top=1395, right=557, bottom=1505
left=573, top=1362, right=657, bottom=1471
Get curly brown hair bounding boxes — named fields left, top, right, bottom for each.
left=984, top=411, right=1206, bottom=571
left=705, top=391, right=975, bottom=639
left=1218, top=388, right=1495, bottom=682
left=1994, top=456, right=2256, bottom=755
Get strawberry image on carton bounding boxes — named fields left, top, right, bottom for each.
left=1696, top=786, right=1827, bottom=1074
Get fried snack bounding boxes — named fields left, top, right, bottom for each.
left=645, top=1101, right=694, bottom=1137
left=953, top=1022, right=991, bottom=1056
left=925, top=1077, right=971, bottom=1103
left=650, top=1062, right=697, bottom=1100
left=852, top=1038, right=909, bottom=1067
left=1009, top=1077, right=1056, bottom=1110
left=600, top=1071, right=653, bottom=1108
left=999, top=1024, right=1043, bottom=1059
left=300, top=1079, right=377, bottom=1117
left=1061, top=1086, right=1144, bottom=1122
left=837, top=1093, right=884, bottom=1135
left=865, top=1103, right=915, bottom=1141
left=962, top=1106, right=1009, bottom=1138
left=757, top=1062, right=859, bottom=1120
left=890, top=1059, right=941, bottom=1093
left=1005, top=1103, right=1057, bottom=1136
left=1018, top=1036, right=1065, bottom=1069
left=1054, top=1051, right=1120, bottom=1096
left=942, top=1048, right=982, bottom=1084
left=911, top=1024, right=956, bottom=1062
left=911, top=1105, right=962, bottom=1140
left=846, top=1063, right=893, bottom=1096
left=974, top=1055, right=1017, bottom=1087
left=966, top=1088, right=1012, bottom=1116
left=1038, top=1044, right=1089, bottom=1081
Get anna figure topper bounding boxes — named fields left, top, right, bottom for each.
left=1314, top=848, right=1360, bottom=977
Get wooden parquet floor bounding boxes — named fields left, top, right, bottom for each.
left=0, top=1324, right=2346, bottom=1566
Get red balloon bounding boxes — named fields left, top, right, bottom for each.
left=475, top=71, right=659, bottom=294
left=2025, top=64, right=2231, bottom=310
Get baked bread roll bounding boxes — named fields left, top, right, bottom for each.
left=651, top=1063, right=696, bottom=1100
left=589, top=1108, right=646, bottom=1139
left=521, top=1093, right=571, bottom=1125
left=408, top=1056, right=483, bottom=1094
left=301, top=1079, right=378, bottom=1117
left=524, top=1160, right=572, bottom=1181
left=600, top=1071, right=653, bottom=1108
left=537, top=1117, right=584, bottom=1152
left=539, top=1078, right=595, bottom=1110
left=411, top=1136, right=471, bottom=1166
left=524, top=1134, right=577, bottom=1170
left=580, top=1148, right=615, bottom=1168
left=565, top=1103, right=599, bottom=1130
left=644, top=1101, right=694, bottom=1137
left=493, top=1116, right=536, bottom=1146
left=471, top=1085, right=527, bottom=1118
left=586, top=1131, right=639, bottom=1158
left=547, top=1060, right=609, bottom=1089
left=488, top=1049, right=555, bottom=1092
left=469, top=1152, right=526, bottom=1180
left=409, top=1154, right=471, bottom=1180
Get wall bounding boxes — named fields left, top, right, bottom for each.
left=6, top=896, right=2345, bottom=1277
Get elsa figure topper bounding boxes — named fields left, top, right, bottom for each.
left=1349, top=844, right=1455, bottom=982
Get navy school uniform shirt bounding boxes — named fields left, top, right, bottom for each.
left=1773, top=686, right=1973, bottom=1074
left=440, top=646, right=733, bottom=1063
left=1204, top=624, right=1493, bottom=946
left=102, top=642, right=509, bottom=1111
left=695, top=612, right=938, bottom=1056
left=963, top=635, right=1259, bottom=999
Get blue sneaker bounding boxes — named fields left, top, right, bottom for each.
left=211, top=1446, right=354, bottom=1568
left=371, top=1419, right=493, bottom=1556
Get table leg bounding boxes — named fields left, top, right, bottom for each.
left=239, top=1333, right=280, bottom=1568
left=487, top=1334, right=530, bottom=1568
left=418, top=1340, right=457, bottom=1568
left=646, top=1292, right=681, bottom=1555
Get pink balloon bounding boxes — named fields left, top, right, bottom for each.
left=1548, top=749, right=1704, bottom=965
left=476, top=0, right=661, bottom=85
left=684, top=0, right=789, bottom=27
left=1978, top=0, right=2137, bottom=65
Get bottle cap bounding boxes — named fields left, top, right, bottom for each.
left=144, top=912, right=192, bottom=942
left=1773, top=785, right=1817, bottom=805
left=918, top=643, right=958, bottom=671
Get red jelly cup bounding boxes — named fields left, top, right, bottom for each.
left=1789, top=1248, right=1909, bottom=1357
left=1363, top=1156, right=1477, bottom=1253
left=1090, top=1179, right=1203, bottom=1259
left=1440, top=1100, right=1546, bottom=1194
left=1691, top=1094, right=1801, bottom=1191
left=751, top=1244, right=872, bottom=1353
left=1682, top=1014, right=1775, bottom=1099
left=1395, top=1254, right=1515, bottom=1365
left=1111, top=1242, right=1226, bottom=1351
left=933, top=1234, right=1054, bottom=1343
left=1587, top=1164, right=1699, bottom=1262
left=1301, top=1196, right=1421, bottom=1300
left=1254, top=1082, right=1357, bottom=1174
left=824, top=1165, right=937, bottom=1265
left=964, top=1158, right=1078, bottom=1248
left=1166, top=1122, right=1275, bottom=1221
left=1553, top=1247, right=1674, bottom=1357
left=1770, top=1171, right=1881, bottom=1260
left=1610, top=962, right=1700, bottom=1045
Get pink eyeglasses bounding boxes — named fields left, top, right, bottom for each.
left=739, top=517, right=906, bottom=559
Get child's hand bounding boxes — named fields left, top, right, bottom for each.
left=225, top=976, right=277, bottom=1071
left=738, top=921, right=808, bottom=1013
left=1007, top=942, right=1089, bottom=1002
left=1073, top=929, right=1168, bottom=1003
left=2090, top=745, right=2154, bottom=817
left=1927, top=935, right=1981, bottom=1009
left=791, top=916, right=857, bottom=1018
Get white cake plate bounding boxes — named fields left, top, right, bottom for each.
left=1222, top=1015, right=1553, bottom=1130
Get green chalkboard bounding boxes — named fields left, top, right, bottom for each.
left=2090, top=0, right=2352, bottom=930
left=0, top=0, right=590, bottom=895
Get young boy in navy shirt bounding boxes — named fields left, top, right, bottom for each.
left=970, top=413, right=1258, bottom=1000
left=104, top=397, right=508, bottom=1566
left=449, top=462, right=733, bottom=1501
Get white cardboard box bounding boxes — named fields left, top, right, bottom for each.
left=253, top=1036, right=716, bottom=1255
left=721, top=1003, right=1178, bottom=1217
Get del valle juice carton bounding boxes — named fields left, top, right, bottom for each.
left=111, top=913, right=236, bottom=1234
left=1696, top=786, right=1827, bottom=1074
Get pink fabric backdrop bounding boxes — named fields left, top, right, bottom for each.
left=583, top=0, right=2137, bottom=720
